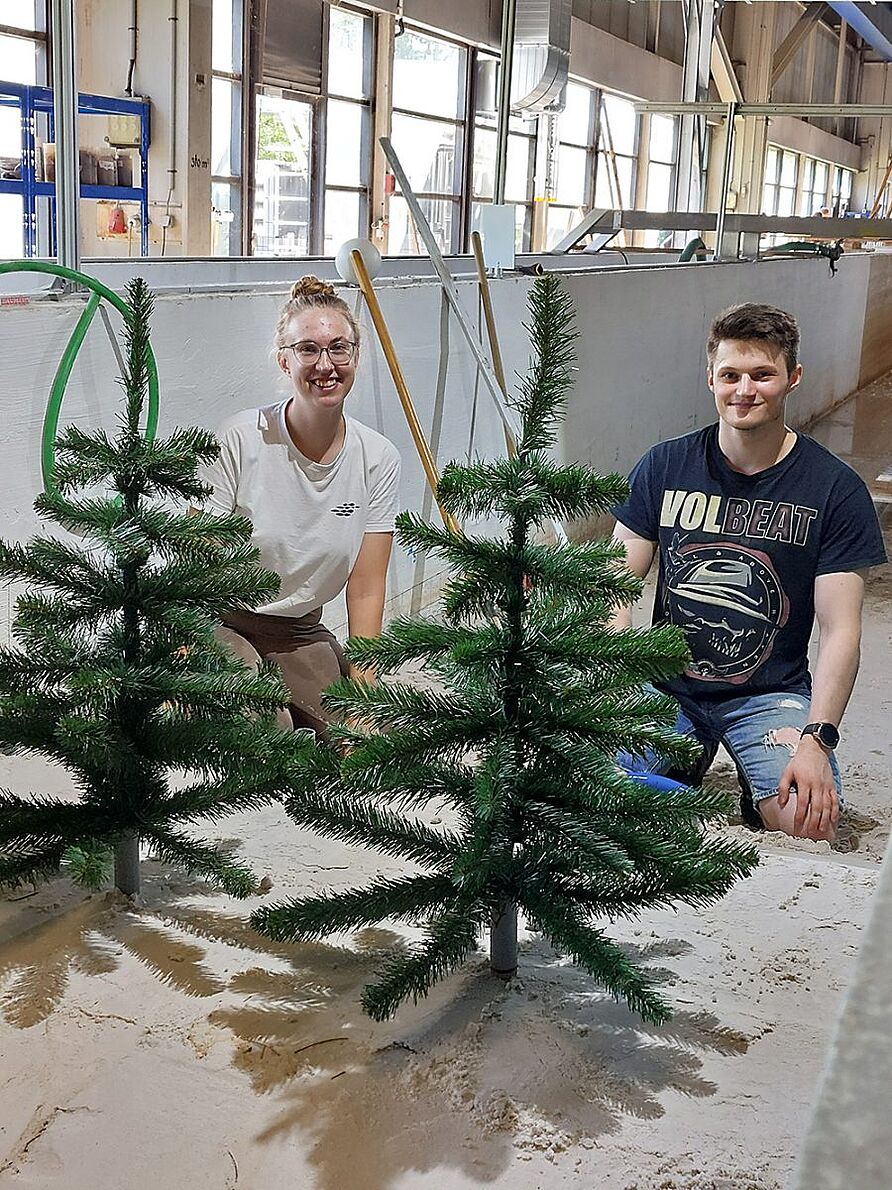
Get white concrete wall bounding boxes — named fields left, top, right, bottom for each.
left=0, top=254, right=872, bottom=636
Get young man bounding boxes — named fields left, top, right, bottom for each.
left=611, top=303, right=886, bottom=842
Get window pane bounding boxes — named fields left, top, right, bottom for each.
left=506, top=133, right=533, bottom=202
left=0, top=194, right=23, bottom=257
left=646, top=162, right=673, bottom=211
left=211, top=181, right=241, bottom=255
left=387, top=194, right=457, bottom=254
left=780, top=151, right=797, bottom=187
left=545, top=205, right=581, bottom=250
left=4, top=2, right=41, bottom=29
left=601, top=94, right=636, bottom=155
left=765, top=146, right=778, bottom=182
left=390, top=112, right=457, bottom=194
left=560, top=83, right=591, bottom=145
left=211, top=77, right=240, bottom=176
left=840, top=169, right=852, bottom=199
left=801, top=157, right=815, bottom=190
left=324, top=189, right=361, bottom=255
left=0, top=104, right=22, bottom=158
left=762, top=183, right=777, bottom=214
left=212, top=0, right=241, bottom=74
left=0, top=33, right=38, bottom=84
left=254, top=95, right=312, bottom=256
left=393, top=30, right=464, bottom=119
left=473, top=126, right=495, bottom=199
left=325, top=99, right=365, bottom=187
left=614, top=156, right=634, bottom=206
left=595, top=153, right=633, bottom=208
left=473, top=127, right=533, bottom=201
left=555, top=144, right=587, bottom=206
left=328, top=7, right=368, bottom=100
left=777, top=186, right=795, bottom=216
left=649, top=114, right=675, bottom=164
left=813, top=160, right=828, bottom=193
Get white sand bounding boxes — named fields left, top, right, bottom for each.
left=0, top=783, right=886, bottom=1190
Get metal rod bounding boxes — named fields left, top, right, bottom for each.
left=114, top=835, right=140, bottom=896
left=636, top=101, right=892, bottom=117
left=490, top=901, right=518, bottom=976
left=380, top=135, right=570, bottom=546
left=494, top=0, right=517, bottom=205
left=714, top=102, right=737, bottom=261
left=380, top=136, right=522, bottom=445
left=470, top=230, right=517, bottom=457
left=349, top=250, right=460, bottom=536
left=50, top=0, right=80, bottom=272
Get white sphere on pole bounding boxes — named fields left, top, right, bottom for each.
left=335, top=238, right=382, bottom=286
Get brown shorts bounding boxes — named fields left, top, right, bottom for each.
left=217, top=608, right=348, bottom=738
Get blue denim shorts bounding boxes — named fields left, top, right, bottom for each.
left=620, top=688, right=843, bottom=812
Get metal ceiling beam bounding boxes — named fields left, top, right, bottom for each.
left=770, top=3, right=827, bottom=90
left=711, top=26, right=744, bottom=103
left=826, top=1, right=892, bottom=62
left=635, top=101, right=892, bottom=117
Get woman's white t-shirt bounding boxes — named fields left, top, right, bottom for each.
left=200, top=401, right=401, bottom=617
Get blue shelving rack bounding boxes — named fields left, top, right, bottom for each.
left=0, top=83, right=150, bottom=256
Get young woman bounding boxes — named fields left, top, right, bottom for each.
left=200, top=276, right=400, bottom=736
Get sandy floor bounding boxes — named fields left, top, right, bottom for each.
left=1, top=378, right=890, bottom=1190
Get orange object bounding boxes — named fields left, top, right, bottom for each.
left=108, top=205, right=126, bottom=234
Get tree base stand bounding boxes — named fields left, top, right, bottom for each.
left=114, top=835, right=140, bottom=896
left=490, top=901, right=518, bottom=978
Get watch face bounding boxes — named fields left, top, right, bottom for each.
left=818, top=723, right=840, bottom=749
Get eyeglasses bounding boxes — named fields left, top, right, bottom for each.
left=282, top=340, right=357, bottom=366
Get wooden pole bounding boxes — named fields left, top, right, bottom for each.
left=350, top=249, right=460, bottom=536
left=470, top=231, right=517, bottom=458
left=868, top=155, right=892, bottom=220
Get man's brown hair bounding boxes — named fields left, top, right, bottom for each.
left=706, top=303, right=800, bottom=375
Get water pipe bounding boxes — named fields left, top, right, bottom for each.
left=0, top=261, right=160, bottom=492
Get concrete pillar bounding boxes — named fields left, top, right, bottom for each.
left=730, top=1, right=776, bottom=255
left=673, top=0, right=717, bottom=218
left=184, top=0, right=212, bottom=255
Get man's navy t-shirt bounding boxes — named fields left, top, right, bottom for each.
left=612, top=426, right=887, bottom=702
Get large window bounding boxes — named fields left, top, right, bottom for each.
left=798, top=156, right=829, bottom=216
left=0, top=5, right=46, bottom=259
left=642, top=113, right=677, bottom=247
left=470, top=53, right=536, bottom=252
left=323, top=7, right=373, bottom=254
left=594, top=92, right=637, bottom=210
left=253, top=92, right=313, bottom=256
left=831, top=165, right=853, bottom=217
left=211, top=0, right=244, bottom=255
left=545, top=82, right=598, bottom=250
left=387, top=28, right=467, bottom=255
left=762, top=146, right=798, bottom=217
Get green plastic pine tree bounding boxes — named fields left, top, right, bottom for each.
left=252, top=275, right=759, bottom=1023
left=0, top=278, right=312, bottom=898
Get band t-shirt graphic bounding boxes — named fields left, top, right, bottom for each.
left=612, top=426, right=886, bottom=701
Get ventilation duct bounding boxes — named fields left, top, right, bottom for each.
left=510, top=0, right=572, bottom=112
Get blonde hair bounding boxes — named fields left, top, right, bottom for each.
left=274, top=275, right=360, bottom=352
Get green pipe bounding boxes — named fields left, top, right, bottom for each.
left=42, top=290, right=102, bottom=490
left=678, top=237, right=707, bottom=263
left=0, top=260, right=160, bottom=494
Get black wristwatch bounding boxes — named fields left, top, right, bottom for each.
left=801, top=722, right=840, bottom=750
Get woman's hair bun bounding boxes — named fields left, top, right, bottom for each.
left=290, top=275, right=336, bottom=300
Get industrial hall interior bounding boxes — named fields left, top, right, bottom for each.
left=1, top=2, right=892, bottom=1189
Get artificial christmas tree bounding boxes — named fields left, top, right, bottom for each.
left=0, top=278, right=311, bottom=897
left=252, top=275, right=759, bottom=1023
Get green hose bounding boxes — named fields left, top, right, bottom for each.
left=0, top=260, right=159, bottom=493
left=678, top=236, right=707, bottom=263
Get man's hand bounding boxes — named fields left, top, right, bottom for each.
left=777, top=735, right=839, bottom=840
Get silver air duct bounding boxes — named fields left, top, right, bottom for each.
left=510, top=0, right=572, bottom=112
